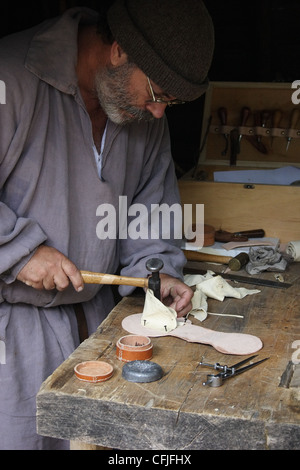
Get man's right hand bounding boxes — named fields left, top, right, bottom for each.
left=17, top=245, right=84, bottom=292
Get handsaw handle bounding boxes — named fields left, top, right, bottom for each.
left=80, top=271, right=148, bottom=289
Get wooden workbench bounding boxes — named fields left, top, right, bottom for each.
left=36, top=262, right=300, bottom=450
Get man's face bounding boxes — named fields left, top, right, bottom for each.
left=94, top=61, right=155, bottom=125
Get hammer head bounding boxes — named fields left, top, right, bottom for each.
left=146, top=258, right=164, bottom=300
left=228, top=252, right=249, bottom=271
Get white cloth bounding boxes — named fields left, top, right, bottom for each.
left=184, top=272, right=260, bottom=322
left=141, top=289, right=177, bottom=333
left=286, top=241, right=300, bottom=262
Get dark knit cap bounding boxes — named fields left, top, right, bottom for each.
left=107, top=0, right=214, bottom=101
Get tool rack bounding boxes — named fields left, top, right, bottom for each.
left=178, top=81, right=300, bottom=243
left=195, top=81, right=300, bottom=175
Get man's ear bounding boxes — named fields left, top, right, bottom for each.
left=110, top=41, right=128, bottom=66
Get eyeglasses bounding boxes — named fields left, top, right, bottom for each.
left=146, top=77, right=185, bottom=107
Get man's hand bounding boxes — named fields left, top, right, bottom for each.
left=17, top=245, right=84, bottom=292
left=159, top=273, right=193, bottom=317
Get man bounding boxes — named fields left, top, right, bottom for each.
left=0, top=0, right=214, bottom=449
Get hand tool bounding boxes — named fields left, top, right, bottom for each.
left=145, top=258, right=164, bottom=300
left=183, top=266, right=292, bottom=289
left=183, top=250, right=232, bottom=266
left=261, top=110, right=271, bottom=144
left=218, top=107, right=229, bottom=156
left=227, top=252, right=249, bottom=271
left=183, top=249, right=249, bottom=271
left=200, top=355, right=269, bottom=387
left=81, top=258, right=164, bottom=300
left=243, top=108, right=268, bottom=153
left=245, top=134, right=268, bottom=154
left=271, top=109, right=282, bottom=148
left=230, top=128, right=239, bottom=165
left=261, top=110, right=270, bottom=131
left=286, top=108, right=300, bottom=152
left=215, top=229, right=265, bottom=243
left=238, top=106, right=251, bottom=142
left=254, top=111, right=262, bottom=143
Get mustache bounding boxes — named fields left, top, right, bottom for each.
left=94, top=63, right=154, bottom=125
left=118, top=104, right=154, bottom=123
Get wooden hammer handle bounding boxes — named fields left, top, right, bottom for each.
left=80, top=271, right=148, bottom=288
left=183, top=250, right=232, bottom=265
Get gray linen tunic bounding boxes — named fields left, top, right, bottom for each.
left=0, top=8, right=186, bottom=449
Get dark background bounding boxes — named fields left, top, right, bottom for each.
left=1, top=0, right=300, bottom=175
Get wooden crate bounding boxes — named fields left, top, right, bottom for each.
left=178, top=82, right=300, bottom=243
left=179, top=179, right=300, bottom=243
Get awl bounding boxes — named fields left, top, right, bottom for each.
left=238, top=106, right=251, bottom=143
left=286, top=108, right=300, bottom=152
left=218, top=107, right=229, bottom=156
left=246, top=110, right=268, bottom=154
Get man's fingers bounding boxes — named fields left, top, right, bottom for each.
left=61, top=258, right=84, bottom=292
left=160, top=275, right=194, bottom=318
left=173, top=289, right=193, bottom=314
left=17, top=246, right=84, bottom=293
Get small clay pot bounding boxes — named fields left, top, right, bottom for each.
left=116, top=335, right=153, bottom=362
left=74, top=360, right=113, bottom=383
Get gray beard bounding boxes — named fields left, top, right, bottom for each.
left=94, top=62, right=154, bottom=125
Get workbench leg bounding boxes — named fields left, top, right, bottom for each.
left=70, top=440, right=111, bottom=450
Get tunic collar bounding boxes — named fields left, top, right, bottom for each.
left=25, top=7, right=98, bottom=95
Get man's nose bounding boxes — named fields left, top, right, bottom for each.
left=146, top=102, right=167, bottom=119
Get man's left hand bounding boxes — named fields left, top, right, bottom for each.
left=159, top=273, right=193, bottom=318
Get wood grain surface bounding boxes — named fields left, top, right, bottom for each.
left=37, top=262, right=300, bottom=450
left=179, top=179, right=300, bottom=243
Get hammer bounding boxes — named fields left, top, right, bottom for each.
left=183, top=250, right=249, bottom=271
left=80, top=258, right=164, bottom=300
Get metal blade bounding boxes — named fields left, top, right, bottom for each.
left=245, top=135, right=268, bottom=154
left=184, top=267, right=292, bottom=289
left=230, top=355, right=258, bottom=370
left=219, top=273, right=291, bottom=289
left=226, top=357, right=269, bottom=379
